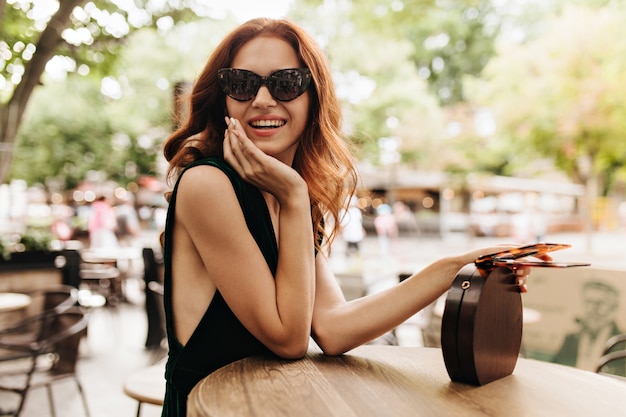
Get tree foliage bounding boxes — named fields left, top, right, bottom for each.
left=9, top=17, right=235, bottom=189
left=0, top=0, right=205, bottom=185
left=4, top=0, right=625, bottom=203
left=345, top=0, right=501, bottom=105
left=293, top=0, right=500, bottom=168
left=470, top=4, right=626, bottom=195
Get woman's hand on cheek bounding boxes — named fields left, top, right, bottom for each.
left=223, top=117, right=253, bottom=171
left=223, top=117, right=307, bottom=202
left=224, top=116, right=275, bottom=177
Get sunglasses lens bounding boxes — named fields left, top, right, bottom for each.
left=218, top=68, right=311, bottom=102
left=268, top=69, right=311, bottom=101
left=218, top=69, right=259, bottom=101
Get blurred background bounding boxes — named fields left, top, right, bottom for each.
left=1, top=0, right=626, bottom=415
left=2, top=0, right=626, bottom=249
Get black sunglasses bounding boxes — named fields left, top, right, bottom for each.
left=217, top=68, right=312, bottom=102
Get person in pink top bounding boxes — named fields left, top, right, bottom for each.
left=88, top=195, right=118, bottom=248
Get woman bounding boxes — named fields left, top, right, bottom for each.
left=161, top=18, right=533, bottom=416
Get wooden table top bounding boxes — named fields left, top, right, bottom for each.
left=188, top=345, right=626, bottom=417
left=0, top=292, right=31, bottom=313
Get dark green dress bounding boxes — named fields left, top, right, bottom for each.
left=161, top=157, right=276, bottom=417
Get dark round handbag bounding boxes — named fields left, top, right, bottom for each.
left=441, top=264, right=522, bottom=386
left=441, top=243, right=590, bottom=386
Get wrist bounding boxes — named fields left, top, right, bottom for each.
left=438, top=255, right=468, bottom=283
left=278, top=181, right=309, bottom=210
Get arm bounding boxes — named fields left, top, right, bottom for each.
left=175, top=164, right=314, bottom=359
left=311, top=246, right=534, bottom=356
left=216, top=118, right=315, bottom=358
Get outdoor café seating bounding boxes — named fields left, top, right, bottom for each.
left=0, top=307, right=90, bottom=417
left=21, top=285, right=78, bottom=319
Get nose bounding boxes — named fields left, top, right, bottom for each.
left=252, top=85, right=276, bottom=107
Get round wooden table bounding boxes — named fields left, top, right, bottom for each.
left=188, top=345, right=626, bottom=417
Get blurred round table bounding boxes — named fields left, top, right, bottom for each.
left=0, top=293, right=31, bottom=313
left=80, top=247, right=142, bottom=304
left=0, top=292, right=32, bottom=328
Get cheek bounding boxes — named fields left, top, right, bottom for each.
left=291, top=97, right=311, bottom=132
left=225, top=100, right=244, bottom=119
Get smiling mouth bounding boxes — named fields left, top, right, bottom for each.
left=250, top=120, right=286, bottom=129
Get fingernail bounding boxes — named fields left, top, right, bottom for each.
left=230, top=117, right=236, bottom=127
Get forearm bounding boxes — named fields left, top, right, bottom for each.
left=272, top=189, right=316, bottom=354
left=316, top=256, right=466, bottom=355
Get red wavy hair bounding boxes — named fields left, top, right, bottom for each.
left=163, top=18, right=358, bottom=250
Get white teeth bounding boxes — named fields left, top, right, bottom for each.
left=250, top=120, right=285, bottom=128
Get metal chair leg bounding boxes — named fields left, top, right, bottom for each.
left=46, top=384, right=56, bottom=417
left=74, top=377, right=91, bottom=417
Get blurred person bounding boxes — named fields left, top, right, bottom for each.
left=51, top=218, right=73, bottom=241
left=49, top=201, right=75, bottom=241
left=339, top=196, right=365, bottom=257
left=393, top=201, right=418, bottom=236
left=114, top=196, right=140, bottom=246
left=159, top=18, right=539, bottom=417
left=374, top=203, right=398, bottom=258
left=88, top=195, right=118, bottom=248
left=153, top=205, right=167, bottom=232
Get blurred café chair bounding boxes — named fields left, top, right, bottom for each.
left=146, top=280, right=166, bottom=363
left=0, top=286, right=78, bottom=363
left=602, top=333, right=626, bottom=353
left=23, top=285, right=78, bottom=318
left=595, top=333, right=626, bottom=381
left=0, top=306, right=90, bottom=417
left=143, top=248, right=166, bottom=355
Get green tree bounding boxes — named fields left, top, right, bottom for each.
left=294, top=0, right=516, bottom=176
left=345, top=0, right=502, bottom=106
left=10, top=77, right=116, bottom=190
left=292, top=0, right=449, bottom=166
left=470, top=4, right=626, bottom=196
left=0, top=0, right=203, bottom=184
left=10, top=19, right=236, bottom=189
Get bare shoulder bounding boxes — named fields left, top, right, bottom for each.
left=176, top=165, right=237, bottom=202
left=175, top=164, right=242, bottom=223
left=177, top=164, right=231, bottom=190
